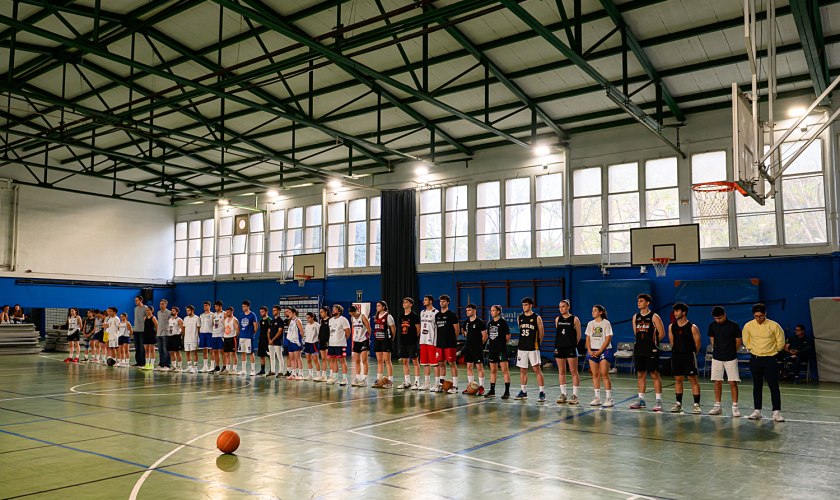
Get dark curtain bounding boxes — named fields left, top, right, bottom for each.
left=381, top=189, right=418, bottom=357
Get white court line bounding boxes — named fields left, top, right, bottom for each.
left=0, top=392, right=77, bottom=402
left=70, top=380, right=252, bottom=397
left=129, top=396, right=385, bottom=500
left=351, top=401, right=486, bottom=431
left=347, top=430, right=655, bottom=500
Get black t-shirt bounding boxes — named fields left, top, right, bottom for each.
left=463, top=317, right=486, bottom=348
left=269, top=317, right=285, bottom=345
left=435, top=309, right=459, bottom=349
left=487, top=318, right=510, bottom=353
left=518, top=313, right=540, bottom=351
left=399, top=311, right=420, bottom=344
left=259, top=317, right=271, bottom=338
left=671, top=321, right=696, bottom=354
left=555, top=314, right=577, bottom=348
left=707, top=318, right=742, bottom=361
left=319, top=318, right=331, bottom=343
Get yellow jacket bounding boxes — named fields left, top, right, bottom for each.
left=742, top=319, right=784, bottom=357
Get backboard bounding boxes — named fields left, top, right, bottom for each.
left=630, top=224, right=700, bottom=267
left=293, top=252, right=326, bottom=280
left=732, top=83, right=765, bottom=203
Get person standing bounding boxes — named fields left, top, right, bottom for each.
left=371, top=301, right=396, bottom=389
left=707, top=306, right=742, bottom=417
left=585, top=305, right=613, bottom=407
left=327, top=305, right=352, bottom=385
left=485, top=305, right=511, bottom=399
left=316, top=306, right=331, bottom=381
left=155, top=299, right=171, bottom=371
left=743, top=303, right=785, bottom=422
left=419, top=295, right=440, bottom=391
left=515, top=297, right=546, bottom=402
left=210, top=301, right=225, bottom=374
left=221, top=307, right=239, bottom=374
left=629, top=294, right=666, bottom=411
left=257, top=306, right=271, bottom=376
left=435, top=295, right=460, bottom=394
left=398, top=298, right=421, bottom=390
left=133, top=296, right=147, bottom=367
left=268, top=305, right=285, bottom=377
left=168, top=307, right=184, bottom=372
left=669, top=303, right=702, bottom=414
left=141, top=306, right=157, bottom=370
left=349, top=305, right=371, bottom=386
left=238, top=301, right=259, bottom=376
left=182, top=306, right=201, bottom=373
left=461, top=304, right=487, bottom=396
left=784, top=325, right=813, bottom=384
left=198, top=302, right=215, bottom=373
left=554, top=300, right=581, bottom=405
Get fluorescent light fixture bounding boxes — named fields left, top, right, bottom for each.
left=415, top=166, right=429, bottom=175
left=218, top=198, right=230, bottom=205
left=266, top=189, right=279, bottom=197
left=328, top=180, right=342, bottom=188
left=789, top=107, right=806, bottom=118
left=535, top=146, right=550, bottom=157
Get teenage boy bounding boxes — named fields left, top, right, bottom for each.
left=669, top=303, right=702, bottom=414
left=328, top=305, right=351, bottom=385
left=221, top=307, right=239, bottom=374
left=349, top=305, right=371, bottom=386
left=629, top=294, right=666, bottom=411
left=435, top=295, right=460, bottom=394
left=515, top=297, right=546, bottom=402
left=104, top=307, right=120, bottom=364
left=257, top=306, right=271, bottom=375
left=743, top=303, right=785, bottom=422
left=461, top=304, right=487, bottom=396
left=268, top=306, right=285, bottom=377
left=486, top=305, right=511, bottom=399
left=708, top=306, right=742, bottom=417
left=183, top=305, right=201, bottom=374
left=133, top=296, right=146, bottom=367
left=371, top=301, right=396, bottom=389
left=398, top=298, right=421, bottom=390
left=211, top=301, right=225, bottom=373
left=239, top=301, right=259, bottom=376
left=419, top=295, right=439, bottom=391
left=155, top=300, right=172, bottom=371
left=198, top=301, right=215, bottom=372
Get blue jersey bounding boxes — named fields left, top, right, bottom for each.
left=239, top=311, right=259, bottom=340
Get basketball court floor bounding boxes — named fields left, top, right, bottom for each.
left=1, top=354, right=837, bottom=500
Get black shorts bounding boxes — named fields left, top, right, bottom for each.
left=67, top=331, right=80, bottom=342
left=167, top=336, right=182, bottom=352
left=672, top=352, right=699, bottom=377
left=487, top=351, right=507, bottom=364
left=319, top=333, right=330, bottom=350
left=223, top=337, right=237, bottom=353
left=93, top=331, right=103, bottom=342
left=554, top=346, right=578, bottom=359
left=634, top=353, right=660, bottom=373
left=143, top=330, right=156, bottom=345
left=399, top=342, right=419, bottom=359
left=374, top=337, right=392, bottom=353
left=463, top=345, right=484, bottom=364
left=353, top=339, right=370, bottom=353
left=258, top=334, right=269, bottom=357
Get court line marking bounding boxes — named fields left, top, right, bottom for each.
left=70, top=380, right=253, bottom=396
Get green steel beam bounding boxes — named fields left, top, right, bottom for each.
left=597, top=0, right=683, bottom=122
left=790, top=0, right=829, bottom=103
left=8, top=176, right=174, bottom=206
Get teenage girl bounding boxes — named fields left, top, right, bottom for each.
left=118, top=313, right=133, bottom=367
left=0, top=305, right=9, bottom=324
left=142, top=307, right=158, bottom=370
left=62, top=308, right=82, bottom=362
left=586, top=305, right=614, bottom=408
left=285, top=308, right=304, bottom=380
left=82, top=310, right=95, bottom=361
left=303, top=312, right=322, bottom=380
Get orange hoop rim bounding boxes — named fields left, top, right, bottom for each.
left=650, top=257, right=671, bottom=264
left=294, top=274, right=312, bottom=280
left=692, top=181, right=747, bottom=195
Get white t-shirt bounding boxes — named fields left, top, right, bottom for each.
left=329, top=316, right=351, bottom=346
left=183, top=315, right=200, bottom=344
left=199, top=312, right=213, bottom=333
left=586, top=319, right=613, bottom=350
left=419, top=308, right=438, bottom=346
left=119, top=321, right=130, bottom=337
left=286, top=318, right=303, bottom=345
left=352, top=314, right=368, bottom=342
left=212, top=312, right=225, bottom=337
left=223, top=317, right=238, bottom=338
left=105, top=316, right=119, bottom=337
left=304, top=322, right=319, bottom=344
left=68, top=316, right=80, bottom=333
left=169, top=318, right=181, bottom=337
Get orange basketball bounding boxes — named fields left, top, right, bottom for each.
left=466, top=382, right=480, bottom=395
left=441, top=380, right=453, bottom=391
left=217, top=430, right=240, bottom=454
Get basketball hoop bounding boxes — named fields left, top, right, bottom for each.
left=650, top=258, right=670, bottom=277
left=691, top=182, right=745, bottom=224
left=294, top=274, right=311, bottom=287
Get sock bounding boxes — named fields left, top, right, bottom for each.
left=322, top=371, right=327, bottom=378
left=452, top=377, right=458, bottom=388
left=606, top=390, right=612, bottom=399
left=715, top=400, right=721, bottom=405
left=491, top=382, right=496, bottom=391
left=468, top=375, right=474, bottom=384
left=560, top=384, right=567, bottom=395
left=595, top=388, right=601, bottom=398
left=330, top=370, right=335, bottom=378
left=573, top=386, right=579, bottom=396
left=693, top=394, right=701, bottom=405
left=539, top=386, right=545, bottom=393
left=387, top=375, right=392, bottom=381
left=309, top=369, right=313, bottom=377
left=639, top=393, right=645, bottom=400
left=425, top=375, right=430, bottom=384
left=342, top=373, right=347, bottom=380
left=405, top=375, right=411, bottom=383
left=415, top=376, right=420, bottom=384
left=655, top=393, right=662, bottom=401
left=676, top=392, right=683, bottom=404
left=479, top=377, right=484, bottom=387
left=732, top=402, right=738, bottom=406
left=521, top=385, right=527, bottom=392
left=377, top=373, right=382, bottom=381
left=504, top=382, right=510, bottom=393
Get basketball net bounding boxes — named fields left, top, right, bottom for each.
left=692, top=182, right=737, bottom=224
left=294, top=274, right=310, bottom=287
left=650, top=258, right=670, bottom=277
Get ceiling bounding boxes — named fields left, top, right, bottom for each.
left=0, top=0, right=835, bottom=205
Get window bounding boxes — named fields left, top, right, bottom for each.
left=573, top=167, right=602, bottom=255
left=645, top=157, right=679, bottom=227
left=305, top=204, right=322, bottom=253
left=268, top=209, right=285, bottom=272
left=476, top=181, right=500, bottom=261
left=420, top=189, right=441, bottom=263
left=248, top=213, right=264, bottom=273
left=505, top=178, right=531, bottom=259
left=536, top=173, right=563, bottom=257
left=607, top=163, right=639, bottom=253
left=201, top=219, right=214, bottom=275
left=348, top=199, right=367, bottom=267
left=445, top=186, right=468, bottom=262
left=232, top=219, right=247, bottom=274
left=175, top=222, right=188, bottom=277
left=370, top=196, right=381, bottom=266
left=327, top=201, right=346, bottom=268
left=780, top=141, right=827, bottom=245
left=175, top=218, right=214, bottom=277
left=218, top=216, right=233, bottom=275
left=691, top=151, right=729, bottom=248
left=736, top=180, right=776, bottom=247
left=286, top=207, right=304, bottom=259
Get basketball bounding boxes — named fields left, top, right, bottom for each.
left=216, top=430, right=240, bottom=454
left=441, top=380, right=453, bottom=391
left=466, top=382, right=480, bottom=395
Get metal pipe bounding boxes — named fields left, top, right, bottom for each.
left=776, top=105, right=840, bottom=177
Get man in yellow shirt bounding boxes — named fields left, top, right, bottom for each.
left=742, top=303, right=785, bottom=422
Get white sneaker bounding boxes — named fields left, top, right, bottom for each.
left=708, top=405, right=722, bottom=415
left=411, top=380, right=420, bottom=390
left=357, top=378, right=367, bottom=387
left=603, top=398, right=614, bottom=407
left=447, top=386, right=459, bottom=394
left=397, top=381, right=412, bottom=389
left=732, top=405, right=741, bottom=418
left=326, top=377, right=337, bottom=384
left=313, top=376, right=323, bottom=382
left=304, top=374, right=312, bottom=381
left=295, top=375, right=304, bottom=381
left=420, top=382, right=430, bottom=391
left=159, top=366, right=170, bottom=372
left=339, top=379, right=347, bottom=386
left=609, top=367, right=618, bottom=374
left=238, top=369, right=247, bottom=376
left=773, top=410, right=785, bottom=422
left=748, top=410, right=763, bottom=420
left=590, top=397, right=602, bottom=406
left=199, top=366, right=208, bottom=373
left=250, top=370, right=256, bottom=377
left=430, top=383, right=439, bottom=392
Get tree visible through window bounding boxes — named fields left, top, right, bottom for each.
left=573, top=167, right=601, bottom=255
left=505, top=178, right=531, bottom=259
left=536, top=173, right=563, bottom=257
left=476, top=182, right=500, bottom=261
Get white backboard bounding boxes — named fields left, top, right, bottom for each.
left=630, top=224, right=700, bottom=266
left=732, top=83, right=765, bottom=200
left=293, top=253, right=326, bottom=280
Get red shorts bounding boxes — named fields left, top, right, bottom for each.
left=419, top=344, right=440, bottom=366
left=440, top=347, right=457, bottom=362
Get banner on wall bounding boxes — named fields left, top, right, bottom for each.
left=503, top=307, right=539, bottom=335
left=277, top=296, right=322, bottom=317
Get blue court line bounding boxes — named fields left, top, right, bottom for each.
left=0, top=429, right=273, bottom=498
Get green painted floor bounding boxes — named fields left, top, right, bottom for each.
left=1, top=354, right=838, bottom=499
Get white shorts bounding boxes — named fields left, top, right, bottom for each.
left=711, top=359, right=740, bottom=382
left=108, top=338, right=119, bottom=348
left=238, top=338, right=252, bottom=353
left=184, top=342, right=198, bottom=352
left=516, top=350, right=541, bottom=369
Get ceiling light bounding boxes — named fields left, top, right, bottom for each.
left=266, top=189, right=279, bottom=197
left=328, top=180, right=342, bottom=188
left=789, top=107, right=806, bottom=118
left=535, top=146, right=551, bottom=157
left=218, top=198, right=230, bottom=205
left=415, top=166, right=429, bottom=175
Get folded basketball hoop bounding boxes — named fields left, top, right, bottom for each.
left=691, top=181, right=746, bottom=224
left=294, top=274, right=311, bottom=287
left=650, top=257, right=670, bottom=277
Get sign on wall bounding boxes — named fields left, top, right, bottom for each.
left=277, top=296, right=322, bottom=317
